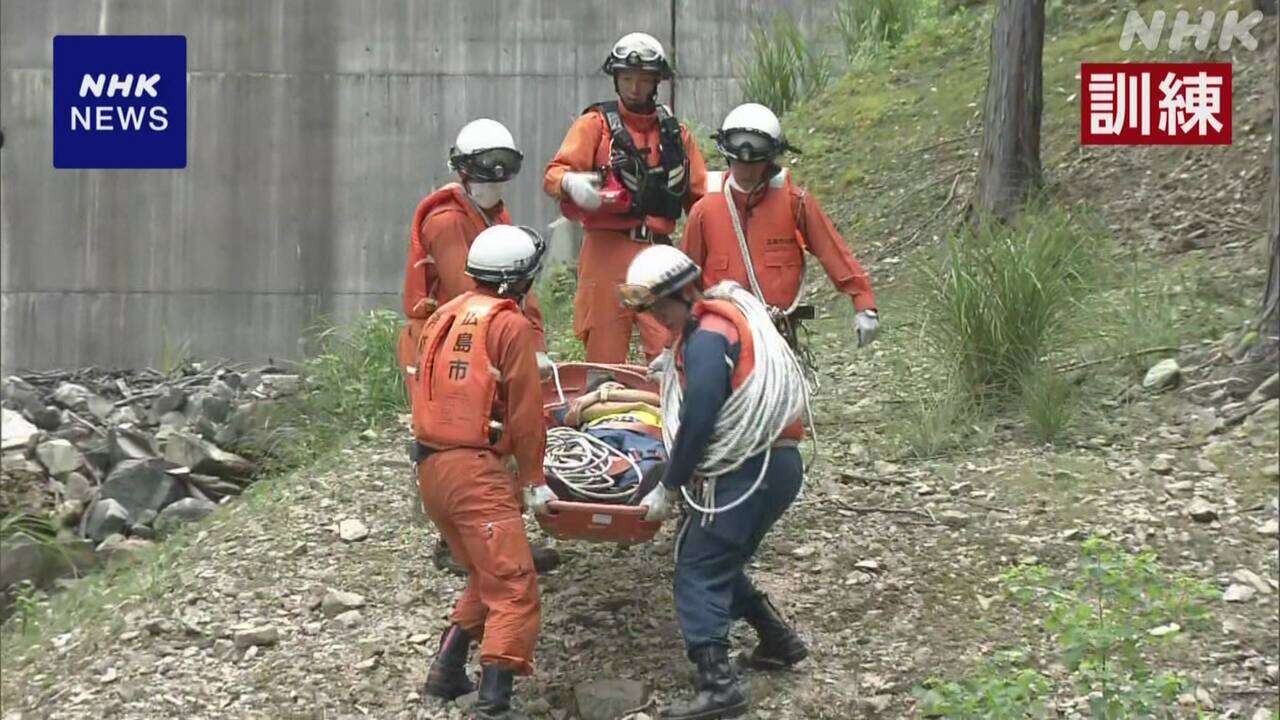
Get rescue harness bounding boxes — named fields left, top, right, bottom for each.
left=591, top=100, right=688, bottom=221
left=718, top=171, right=822, bottom=382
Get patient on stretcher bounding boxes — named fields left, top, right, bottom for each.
left=545, top=379, right=668, bottom=504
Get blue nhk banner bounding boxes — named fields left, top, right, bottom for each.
left=53, top=35, right=187, bottom=169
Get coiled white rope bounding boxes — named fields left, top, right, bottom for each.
left=659, top=282, right=812, bottom=523
left=721, top=178, right=819, bottom=471
left=543, top=426, right=644, bottom=503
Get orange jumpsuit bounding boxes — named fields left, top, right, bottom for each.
left=397, top=183, right=545, bottom=373
left=413, top=290, right=546, bottom=675
left=682, top=172, right=876, bottom=313
left=544, top=104, right=707, bottom=362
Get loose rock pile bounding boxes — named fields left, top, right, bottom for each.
left=0, top=363, right=300, bottom=594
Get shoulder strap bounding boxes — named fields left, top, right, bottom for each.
left=655, top=104, right=687, bottom=171
left=590, top=100, right=642, bottom=159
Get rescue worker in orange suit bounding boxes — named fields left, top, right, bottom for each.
left=622, top=246, right=809, bottom=720
left=682, top=103, right=879, bottom=350
left=399, top=119, right=553, bottom=576
left=414, top=225, right=558, bottom=720
left=399, top=118, right=550, bottom=372
left=543, top=32, right=708, bottom=363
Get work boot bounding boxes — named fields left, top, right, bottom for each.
left=660, top=645, right=748, bottom=720
left=530, top=544, right=562, bottom=573
left=422, top=625, right=475, bottom=701
left=432, top=537, right=466, bottom=577
left=473, top=664, right=528, bottom=720
left=740, top=592, right=807, bottom=671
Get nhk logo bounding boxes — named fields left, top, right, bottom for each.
left=53, top=35, right=186, bottom=169
left=73, top=73, right=169, bottom=131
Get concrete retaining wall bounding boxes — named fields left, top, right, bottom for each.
left=1, top=0, right=836, bottom=370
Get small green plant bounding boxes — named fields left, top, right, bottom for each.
left=535, top=263, right=584, bottom=362
left=740, top=12, right=832, bottom=114
left=1018, top=363, right=1077, bottom=444
left=156, top=325, right=193, bottom=376
left=915, top=650, right=1051, bottom=719
left=0, top=512, right=57, bottom=545
left=6, top=582, right=43, bottom=632
left=921, top=207, right=1099, bottom=402
left=893, top=388, right=975, bottom=459
left=919, top=539, right=1216, bottom=718
left=1003, top=538, right=1217, bottom=719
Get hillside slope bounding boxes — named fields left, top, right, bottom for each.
left=2, top=3, right=1277, bottom=719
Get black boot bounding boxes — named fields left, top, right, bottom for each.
left=474, top=664, right=528, bottom=720
left=530, top=544, right=562, bottom=573
left=660, top=645, right=749, bottom=720
left=423, top=625, right=475, bottom=700
left=740, top=592, right=808, bottom=670
left=433, top=537, right=466, bottom=577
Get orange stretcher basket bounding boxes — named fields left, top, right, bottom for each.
left=537, top=363, right=663, bottom=545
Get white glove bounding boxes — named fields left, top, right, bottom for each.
left=535, top=352, right=554, bottom=380
left=640, top=483, right=676, bottom=522
left=646, top=350, right=672, bottom=381
left=524, top=485, right=558, bottom=515
left=855, top=310, right=880, bottom=348
left=561, top=172, right=602, bottom=211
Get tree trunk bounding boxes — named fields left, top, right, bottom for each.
left=1261, top=31, right=1280, bottom=348
left=975, top=0, right=1045, bottom=221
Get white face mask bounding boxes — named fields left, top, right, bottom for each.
left=468, top=181, right=506, bottom=209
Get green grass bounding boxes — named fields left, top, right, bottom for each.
left=1018, top=364, right=1079, bottom=445
left=739, top=12, right=833, bottom=114
left=536, top=264, right=583, bottom=363
left=919, top=205, right=1102, bottom=400
left=834, top=0, right=936, bottom=66
left=918, top=538, right=1217, bottom=719
left=237, top=309, right=407, bottom=473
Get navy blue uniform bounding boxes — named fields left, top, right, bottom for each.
left=663, top=318, right=803, bottom=656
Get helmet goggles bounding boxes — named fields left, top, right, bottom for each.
left=451, top=146, right=524, bottom=183
left=618, top=261, right=700, bottom=310
left=714, top=128, right=791, bottom=163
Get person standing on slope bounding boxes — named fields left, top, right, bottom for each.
left=398, top=119, right=553, bottom=574
left=682, top=103, right=878, bottom=351
left=544, top=32, right=707, bottom=363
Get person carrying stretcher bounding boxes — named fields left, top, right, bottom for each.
left=681, top=103, right=879, bottom=352
left=622, top=246, right=812, bottom=720
left=399, top=119, right=553, bottom=576
left=412, top=224, right=557, bottom=720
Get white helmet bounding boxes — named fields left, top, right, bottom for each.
left=602, top=32, right=673, bottom=78
left=620, top=245, right=700, bottom=310
left=465, top=225, right=546, bottom=296
left=714, top=103, right=793, bottom=163
left=448, top=119, right=523, bottom=182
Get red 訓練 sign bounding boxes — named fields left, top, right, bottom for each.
left=1080, top=62, right=1231, bottom=145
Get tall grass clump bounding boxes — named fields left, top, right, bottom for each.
left=1018, top=364, right=1078, bottom=445
left=740, top=12, right=832, bottom=114
left=835, top=0, right=929, bottom=63
left=304, top=308, right=407, bottom=426
left=921, top=208, right=1101, bottom=402
left=240, top=309, right=406, bottom=469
